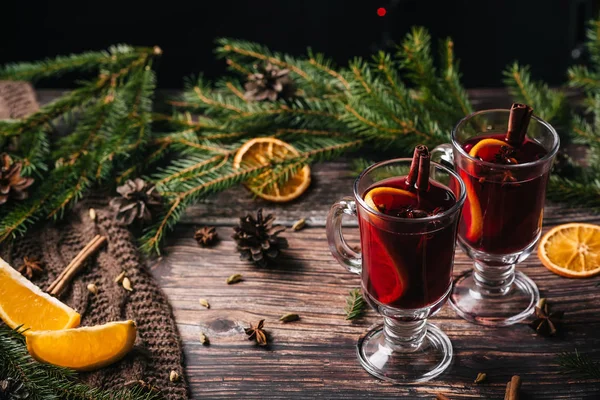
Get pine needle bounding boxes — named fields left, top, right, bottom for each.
left=345, top=288, right=366, bottom=320
left=557, top=350, right=600, bottom=379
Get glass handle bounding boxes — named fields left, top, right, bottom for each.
left=431, top=143, right=454, bottom=169
left=326, top=197, right=362, bottom=275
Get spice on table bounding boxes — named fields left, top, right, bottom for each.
left=17, top=256, right=44, bottom=280
left=87, top=283, right=98, bottom=295
left=89, top=208, right=97, bottom=221
left=292, top=218, right=306, bottom=231
left=114, top=271, right=126, bottom=283
left=199, top=332, right=209, bottom=345
left=169, top=370, right=180, bottom=383
left=529, top=298, right=563, bottom=337
left=226, top=274, right=243, bottom=284
left=245, top=319, right=268, bottom=346
left=194, top=226, right=218, bottom=247
left=199, top=299, right=210, bottom=309
left=474, top=372, right=487, bottom=384
left=122, top=277, right=133, bottom=292
left=504, top=375, right=521, bottom=400
left=47, top=235, right=107, bottom=296
left=279, top=313, right=300, bottom=323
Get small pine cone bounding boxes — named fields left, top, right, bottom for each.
left=232, top=208, right=288, bottom=267
left=110, top=178, right=162, bottom=225
left=244, top=63, right=295, bottom=102
left=194, top=226, right=218, bottom=247
left=0, top=153, right=34, bottom=206
left=0, top=377, right=30, bottom=399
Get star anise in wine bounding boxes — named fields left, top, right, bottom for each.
left=245, top=319, right=268, bottom=346
left=17, top=256, right=44, bottom=280
left=494, top=146, right=518, bottom=165
left=529, top=299, right=564, bottom=337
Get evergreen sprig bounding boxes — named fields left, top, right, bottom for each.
left=0, top=325, right=160, bottom=400
left=344, top=289, right=366, bottom=320
left=557, top=350, right=600, bottom=379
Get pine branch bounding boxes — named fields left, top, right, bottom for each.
left=557, top=350, right=600, bottom=379
left=344, top=288, right=366, bottom=320
left=0, top=324, right=160, bottom=400
left=547, top=175, right=600, bottom=210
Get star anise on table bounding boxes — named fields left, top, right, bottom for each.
left=245, top=319, right=268, bottom=346
left=17, top=257, right=44, bottom=280
left=529, top=298, right=564, bottom=337
left=194, top=226, right=218, bottom=247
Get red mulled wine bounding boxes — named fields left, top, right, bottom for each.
left=458, top=133, right=549, bottom=254
left=359, top=176, right=457, bottom=309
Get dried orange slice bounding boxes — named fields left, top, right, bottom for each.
left=364, top=187, right=416, bottom=213
left=233, top=138, right=311, bottom=203
left=26, top=320, right=137, bottom=371
left=0, top=257, right=80, bottom=335
left=538, top=223, right=600, bottom=278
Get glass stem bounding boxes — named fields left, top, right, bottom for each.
left=472, top=261, right=515, bottom=297
left=383, top=317, right=428, bottom=352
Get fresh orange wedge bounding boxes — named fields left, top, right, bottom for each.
left=0, top=257, right=80, bottom=335
left=26, top=320, right=137, bottom=371
left=538, top=223, right=600, bottom=278
left=233, top=137, right=311, bottom=203
left=363, top=187, right=416, bottom=213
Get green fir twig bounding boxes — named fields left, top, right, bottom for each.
left=345, top=288, right=366, bottom=320
left=557, top=350, right=600, bottom=379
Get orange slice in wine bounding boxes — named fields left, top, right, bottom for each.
left=461, top=138, right=512, bottom=242
left=366, top=232, right=404, bottom=304
left=363, top=187, right=417, bottom=214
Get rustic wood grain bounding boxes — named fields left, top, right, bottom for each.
left=37, top=89, right=600, bottom=398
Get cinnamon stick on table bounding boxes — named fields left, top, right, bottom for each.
left=504, top=375, right=521, bottom=400
left=48, top=235, right=107, bottom=296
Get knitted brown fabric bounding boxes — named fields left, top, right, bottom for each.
left=2, top=200, right=189, bottom=399
left=0, top=81, right=39, bottom=118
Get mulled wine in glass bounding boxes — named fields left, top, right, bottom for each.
left=432, top=104, right=560, bottom=326
left=326, top=147, right=466, bottom=383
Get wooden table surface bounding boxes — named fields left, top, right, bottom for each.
left=41, top=90, right=600, bottom=399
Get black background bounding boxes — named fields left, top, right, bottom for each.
left=1, top=0, right=598, bottom=88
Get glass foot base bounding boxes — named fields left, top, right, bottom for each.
left=449, top=270, right=539, bottom=327
left=356, top=323, right=452, bottom=383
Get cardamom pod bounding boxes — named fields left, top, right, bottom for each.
left=279, top=313, right=300, bottom=323
left=199, top=299, right=210, bottom=309
left=89, top=208, right=97, bottom=221
left=169, top=370, right=180, bottom=382
left=226, top=274, right=243, bottom=284
left=199, top=332, right=209, bottom=345
left=474, top=372, right=487, bottom=384
left=114, top=271, right=126, bottom=283
left=292, top=218, right=306, bottom=231
left=87, top=283, right=98, bottom=295
left=122, top=277, right=133, bottom=291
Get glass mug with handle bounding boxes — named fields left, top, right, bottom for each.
left=432, top=108, right=559, bottom=326
left=326, top=156, right=465, bottom=383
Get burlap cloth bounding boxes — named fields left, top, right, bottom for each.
left=0, top=82, right=189, bottom=399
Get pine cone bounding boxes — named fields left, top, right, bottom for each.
left=0, top=378, right=29, bottom=400
left=194, top=226, right=218, bottom=247
left=0, top=154, right=34, bottom=206
left=232, top=209, right=288, bottom=266
left=110, top=178, right=162, bottom=225
left=244, top=63, right=295, bottom=101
